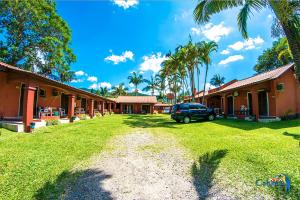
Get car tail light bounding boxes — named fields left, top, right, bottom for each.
left=176, top=109, right=181, bottom=114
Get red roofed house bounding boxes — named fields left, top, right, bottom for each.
left=201, top=64, right=300, bottom=121
left=0, top=62, right=115, bottom=132
left=112, top=96, right=157, bottom=114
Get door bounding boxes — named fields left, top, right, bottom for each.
left=247, top=93, right=253, bottom=115
left=141, top=105, right=150, bottom=114
left=227, top=96, right=234, bottom=115
left=61, top=93, right=69, bottom=114
left=189, top=104, right=202, bottom=120
left=258, top=91, right=268, bottom=116
left=81, top=98, right=87, bottom=112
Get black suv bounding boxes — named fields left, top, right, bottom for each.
left=171, top=103, right=216, bottom=123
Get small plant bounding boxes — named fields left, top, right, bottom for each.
left=95, top=113, right=102, bottom=118
left=78, top=114, right=88, bottom=120
left=282, top=108, right=293, bottom=120
left=46, top=119, right=61, bottom=126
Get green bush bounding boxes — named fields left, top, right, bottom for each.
left=46, top=119, right=61, bottom=126
left=78, top=114, right=88, bottom=120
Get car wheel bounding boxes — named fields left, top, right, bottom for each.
left=183, top=116, right=191, bottom=124
left=208, top=114, right=215, bottom=121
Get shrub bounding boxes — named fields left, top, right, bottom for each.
left=46, top=119, right=61, bottom=126
left=282, top=108, right=294, bottom=120
left=95, top=113, right=102, bottom=118
left=78, top=114, right=88, bottom=120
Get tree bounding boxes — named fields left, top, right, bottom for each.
left=194, top=0, right=300, bottom=83
left=99, top=87, right=109, bottom=97
left=111, top=83, right=128, bottom=96
left=143, top=76, right=158, bottom=96
left=155, top=73, right=167, bottom=101
left=0, top=0, right=76, bottom=82
left=196, top=41, right=218, bottom=104
left=210, top=74, right=225, bottom=87
left=254, top=38, right=292, bottom=73
left=128, top=71, right=144, bottom=96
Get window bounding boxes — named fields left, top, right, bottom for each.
left=179, top=104, right=189, bottom=110
left=39, top=89, right=46, bottom=97
left=189, top=104, right=200, bottom=110
left=276, top=83, right=284, bottom=92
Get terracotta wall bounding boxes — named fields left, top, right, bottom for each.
left=37, top=85, right=61, bottom=108
left=273, top=69, right=300, bottom=116
left=0, top=72, right=21, bottom=117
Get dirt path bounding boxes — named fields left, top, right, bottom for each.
left=64, top=130, right=200, bottom=200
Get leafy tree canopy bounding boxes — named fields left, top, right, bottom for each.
left=254, top=37, right=292, bottom=73
left=0, top=0, right=76, bottom=82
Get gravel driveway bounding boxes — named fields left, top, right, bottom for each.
left=64, top=131, right=200, bottom=200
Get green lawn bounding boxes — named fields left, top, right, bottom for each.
left=0, top=115, right=300, bottom=199
left=0, top=116, right=131, bottom=200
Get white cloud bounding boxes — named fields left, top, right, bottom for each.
left=191, top=27, right=201, bottom=35
left=89, top=82, right=112, bottom=90
left=88, top=83, right=98, bottom=90
left=202, top=22, right=232, bottom=42
left=112, top=0, right=138, bottom=9
left=71, top=79, right=84, bottom=83
left=87, top=76, right=98, bottom=82
left=229, top=36, right=264, bottom=51
left=140, top=52, right=167, bottom=73
left=75, top=70, right=86, bottom=76
left=229, top=41, right=244, bottom=51
left=129, top=83, right=135, bottom=88
left=220, top=49, right=230, bottom=55
left=219, top=55, right=244, bottom=65
left=205, top=83, right=216, bottom=90
left=268, top=14, right=272, bottom=19
left=105, top=50, right=134, bottom=65
left=100, top=82, right=112, bottom=89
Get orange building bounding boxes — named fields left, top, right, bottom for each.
left=0, top=62, right=115, bottom=132
left=196, top=64, right=300, bottom=121
left=112, top=96, right=157, bottom=114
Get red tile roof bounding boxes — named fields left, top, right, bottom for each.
left=0, top=61, right=114, bottom=102
left=154, top=103, right=172, bottom=107
left=115, top=96, right=157, bottom=104
left=218, top=63, right=294, bottom=93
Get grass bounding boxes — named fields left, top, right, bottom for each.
left=0, top=114, right=300, bottom=199
left=0, top=115, right=131, bottom=200
left=122, top=114, right=300, bottom=199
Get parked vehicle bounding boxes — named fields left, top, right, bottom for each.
left=171, top=103, right=216, bottom=123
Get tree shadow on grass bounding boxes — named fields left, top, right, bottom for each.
left=282, top=131, right=300, bottom=140
left=212, top=119, right=300, bottom=131
left=192, top=149, right=228, bottom=200
left=122, top=114, right=181, bottom=129
left=34, top=169, right=112, bottom=200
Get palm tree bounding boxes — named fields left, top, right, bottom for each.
left=210, top=74, right=225, bottom=87
left=99, top=87, right=109, bottom=97
left=111, top=83, right=128, bottom=96
left=184, top=40, right=199, bottom=101
left=128, top=71, right=144, bottom=96
left=276, top=37, right=292, bottom=63
left=194, top=0, right=300, bottom=83
left=155, top=73, right=166, bottom=101
left=143, top=76, right=158, bottom=96
left=196, top=41, right=218, bottom=104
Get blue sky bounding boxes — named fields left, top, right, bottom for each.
left=56, top=0, right=274, bottom=94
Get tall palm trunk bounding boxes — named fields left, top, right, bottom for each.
left=269, top=2, right=300, bottom=83
left=202, top=64, right=208, bottom=105
left=197, top=67, right=200, bottom=103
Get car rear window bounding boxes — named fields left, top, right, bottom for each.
left=179, top=104, right=189, bottom=110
